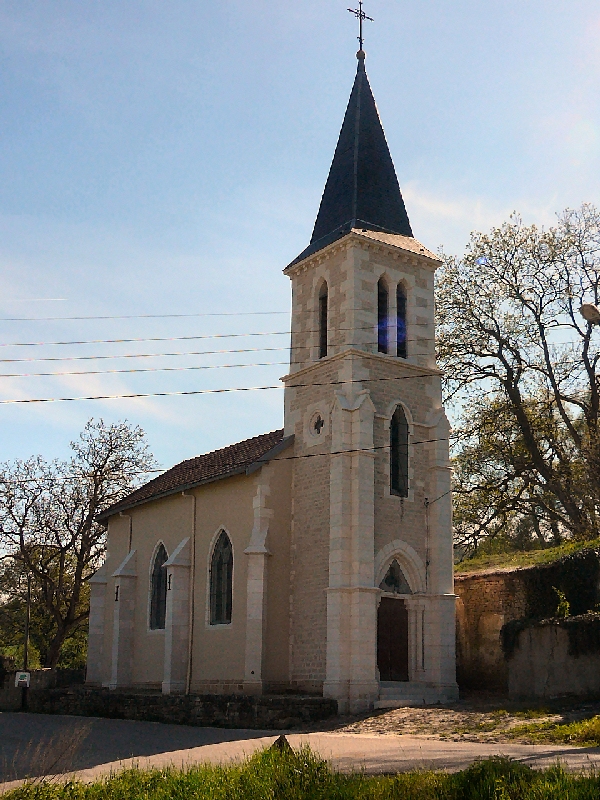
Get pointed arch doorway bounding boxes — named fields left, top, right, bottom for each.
left=377, top=559, right=411, bottom=682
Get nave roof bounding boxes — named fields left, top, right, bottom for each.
left=99, top=429, right=291, bottom=520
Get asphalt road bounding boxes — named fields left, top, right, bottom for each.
left=1, top=712, right=600, bottom=792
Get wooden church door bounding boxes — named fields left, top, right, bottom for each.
left=377, top=597, right=409, bottom=681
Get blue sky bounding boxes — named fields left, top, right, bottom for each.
left=1, top=0, right=599, bottom=471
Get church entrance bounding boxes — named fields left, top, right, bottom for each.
left=377, top=597, right=409, bottom=681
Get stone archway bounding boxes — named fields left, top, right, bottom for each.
left=377, top=597, right=409, bottom=681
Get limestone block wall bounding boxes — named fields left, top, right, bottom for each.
left=284, top=233, right=456, bottom=705
left=286, top=361, right=336, bottom=692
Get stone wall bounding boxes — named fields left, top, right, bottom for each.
left=455, top=570, right=527, bottom=691
left=455, top=549, right=600, bottom=693
left=0, top=668, right=85, bottom=711
left=27, top=687, right=337, bottom=730
left=507, top=615, right=600, bottom=699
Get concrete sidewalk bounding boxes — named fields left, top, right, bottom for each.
left=1, top=713, right=599, bottom=792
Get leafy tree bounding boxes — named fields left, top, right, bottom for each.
left=437, top=205, right=600, bottom=553
left=0, top=419, right=156, bottom=668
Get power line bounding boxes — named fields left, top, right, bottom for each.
left=0, top=311, right=290, bottom=322
left=0, top=344, right=436, bottom=371
left=0, top=371, right=439, bottom=405
left=0, top=324, right=434, bottom=349
left=0, top=331, right=290, bottom=349
left=0, top=361, right=289, bottom=379
left=0, top=303, right=428, bottom=323
left=0, top=339, right=435, bottom=364
left=0, top=346, right=290, bottom=364
left=0, top=438, right=450, bottom=487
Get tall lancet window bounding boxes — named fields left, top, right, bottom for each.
left=390, top=405, right=409, bottom=497
left=319, top=282, right=328, bottom=359
left=210, top=531, right=233, bottom=625
left=150, top=543, right=168, bottom=630
left=397, top=285, right=407, bottom=359
left=378, top=279, right=389, bottom=354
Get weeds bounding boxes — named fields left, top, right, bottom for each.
left=4, top=748, right=600, bottom=800
left=508, top=714, right=600, bottom=746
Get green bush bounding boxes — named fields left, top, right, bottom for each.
left=5, top=748, right=600, bottom=800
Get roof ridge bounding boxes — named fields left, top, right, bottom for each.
left=183, top=428, right=285, bottom=465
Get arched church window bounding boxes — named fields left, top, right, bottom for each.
left=396, top=285, right=407, bottom=359
left=379, top=559, right=412, bottom=594
left=390, top=405, right=409, bottom=497
left=210, top=531, right=233, bottom=625
left=149, top=543, right=168, bottom=630
left=377, top=279, right=389, bottom=354
left=318, top=282, right=328, bottom=359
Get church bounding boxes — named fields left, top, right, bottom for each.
left=86, top=47, right=458, bottom=713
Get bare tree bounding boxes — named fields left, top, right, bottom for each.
left=436, top=204, right=600, bottom=552
left=0, top=419, right=156, bottom=668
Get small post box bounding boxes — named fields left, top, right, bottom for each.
left=15, top=671, right=30, bottom=688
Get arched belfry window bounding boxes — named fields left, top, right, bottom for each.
left=390, top=405, right=409, bottom=497
left=210, top=531, right=233, bottom=625
left=379, top=559, right=412, bottom=594
left=377, top=279, right=389, bottom=354
left=318, top=282, right=328, bottom=359
left=150, top=543, right=168, bottom=630
left=397, top=285, right=407, bottom=359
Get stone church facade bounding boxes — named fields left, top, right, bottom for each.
left=87, top=51, right=458, bottom=713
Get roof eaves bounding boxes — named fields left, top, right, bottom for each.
left=98, top=434, right=295, bottom=522
left=97, top=466, right=249, bottom=520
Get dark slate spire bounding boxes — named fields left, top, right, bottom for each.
left=291, top=52, right=413, bottom=266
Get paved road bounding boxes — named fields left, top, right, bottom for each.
left=1, top=712, right=600, bottom=792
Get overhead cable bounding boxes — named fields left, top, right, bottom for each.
left=0, top=371, right=439, bottom=405
left=0, top=438, right=450, bottom=487
left=0, top=361, right=289, bottom=379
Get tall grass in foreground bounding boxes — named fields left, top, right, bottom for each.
left=5, top=747, right=600, bottom=800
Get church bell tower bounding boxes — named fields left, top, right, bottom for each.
left=282, top=48, right=458, bottom=712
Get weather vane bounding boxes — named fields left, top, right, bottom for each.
left=348, top=1, right=373, bottom=51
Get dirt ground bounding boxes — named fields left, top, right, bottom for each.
left=318, top=692, right=600, bottom=743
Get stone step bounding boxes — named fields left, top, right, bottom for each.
left=376, top=682, right=457, bottom=708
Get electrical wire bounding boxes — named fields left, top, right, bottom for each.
left=0, top=303, right=430, bottom=323
left=0, top=371, right=439, bottom=405
left=0, top=339, right=435, bottom=365
left=0, top=438, right=450, bottom=487
left=0, top=346, right=290, bottom=364
left=0, top=361, right=289, bottom=378
left=0, top=323, right=434, bottom=349
left=0, top=331, right=291, bottom=348
left=0, top=311, right=291, bottom=322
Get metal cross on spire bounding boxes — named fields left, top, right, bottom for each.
left=348, top=1, right=373, bottom=51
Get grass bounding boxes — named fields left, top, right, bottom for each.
left=4, top=746, right=600, bottom=800
left=455, top=538, right=600, bottom=574
left=508, top=714, right=600, bottom=746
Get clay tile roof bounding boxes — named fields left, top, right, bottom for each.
left=98, top=429, right=289, bottom=520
